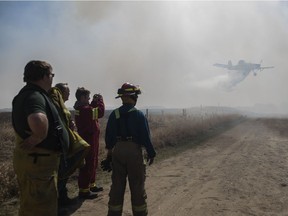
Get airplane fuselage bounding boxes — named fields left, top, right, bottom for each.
left=214, top=60, right=273, bottom=73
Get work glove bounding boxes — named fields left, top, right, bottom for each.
left=101, top=155, right=112, bottom=172
left=146, top=156, right=154, bottom=166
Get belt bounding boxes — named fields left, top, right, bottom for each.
left=28, top=153, right=50, bottom=164
left=116, top=136, right=134, bottom=142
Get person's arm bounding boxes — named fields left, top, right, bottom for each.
left=91, top=94, right=105, bottom=118
left=139, top=112, right=156, bottom=165
left=21, top=112, right=49, bottom=150
left=105, top=111, right=116, bottom=150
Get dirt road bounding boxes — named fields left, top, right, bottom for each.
left=66, top=118, right=288, bottom=216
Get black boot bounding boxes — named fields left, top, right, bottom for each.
left=90, top=186, right=103, bottom=193
left=78, top=191, right=98, bottom=200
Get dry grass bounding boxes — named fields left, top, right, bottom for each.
left=261, top=118, right=288, bottom=138
left=149, top=113, right=238, bottom=148
left=0, top=110, right=243, bottom=205
left=0, top=113, right=18, bottom=204
left=0, top=121, right=15, bottom=162
left=0, top=162, right=18, bottom=203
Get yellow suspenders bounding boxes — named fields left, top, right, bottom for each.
left=114, top=107, right=136, bottom=119
left=75, top=107, right=99, bottom=120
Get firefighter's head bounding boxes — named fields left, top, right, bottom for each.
left=116, top=82, right=141, bottom=105
left=23, top=60, right=54, bottom=92
left=55, top=83, right=70, bottom=102
left=75, top=87, right=90, bottom=105
left=24, top=60, right=53, bottom=83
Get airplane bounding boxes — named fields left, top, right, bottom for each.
left=213, top=60, right=274, bottom=76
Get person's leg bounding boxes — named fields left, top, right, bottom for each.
left=78, top=138, right=98, bottom=199
left=107, top=143, right=127, bottom=216
left=13, top=149, right=60, bottom=216
left=127, top=144, right=148, bottom=216
left=89, top=131, right=103, bottom=192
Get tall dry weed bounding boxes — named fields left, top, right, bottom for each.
left=0, top=117, right=17, bottom=204
left=149, top=114, right=239, bottom=148
left=0, top=162, right=18, bottom=203
left=0, top=121, right=15, bottom=163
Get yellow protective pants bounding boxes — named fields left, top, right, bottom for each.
left=13, top=148, right=60, bottom=216
left=108, top=141, right=148, bottom=216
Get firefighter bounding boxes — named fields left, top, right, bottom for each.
left=74, top=87, right=105, bottom=199
left=12, top=60, right=69, bottom=215
left=103, top=82, right=156, bottom=216
left=49, top=83, right=90, bottom=206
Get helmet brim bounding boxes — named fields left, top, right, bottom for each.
left=115, top=92, right=141, bottom=99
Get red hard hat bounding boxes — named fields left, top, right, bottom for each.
left=115, top=82, right=141, bottom=99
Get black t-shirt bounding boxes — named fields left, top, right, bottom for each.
left=12, top=83, right=69, bottom=152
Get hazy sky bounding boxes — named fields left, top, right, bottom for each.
left=1, top=1, right=288, bottom=113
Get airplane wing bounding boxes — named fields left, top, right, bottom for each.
left=260, top=66, right=274, bottom=69
left=259, top=66, right=274, bottom=71
left=213, top=63, right=229, bottom=69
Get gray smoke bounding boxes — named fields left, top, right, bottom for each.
left=0, top=1, right=288, bottom=113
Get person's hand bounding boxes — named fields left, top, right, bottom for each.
left=101, top=155, right=112, bottom=172
left=69, top=120, right=76, bottom=131
left=147, top=157, right=154, bottom=166
left=93, top=94, right=102, bottom=101
left=21, top=136, right=42, bottom=150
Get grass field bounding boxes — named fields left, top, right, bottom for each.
left=0, top=110, right=243, bottom=208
